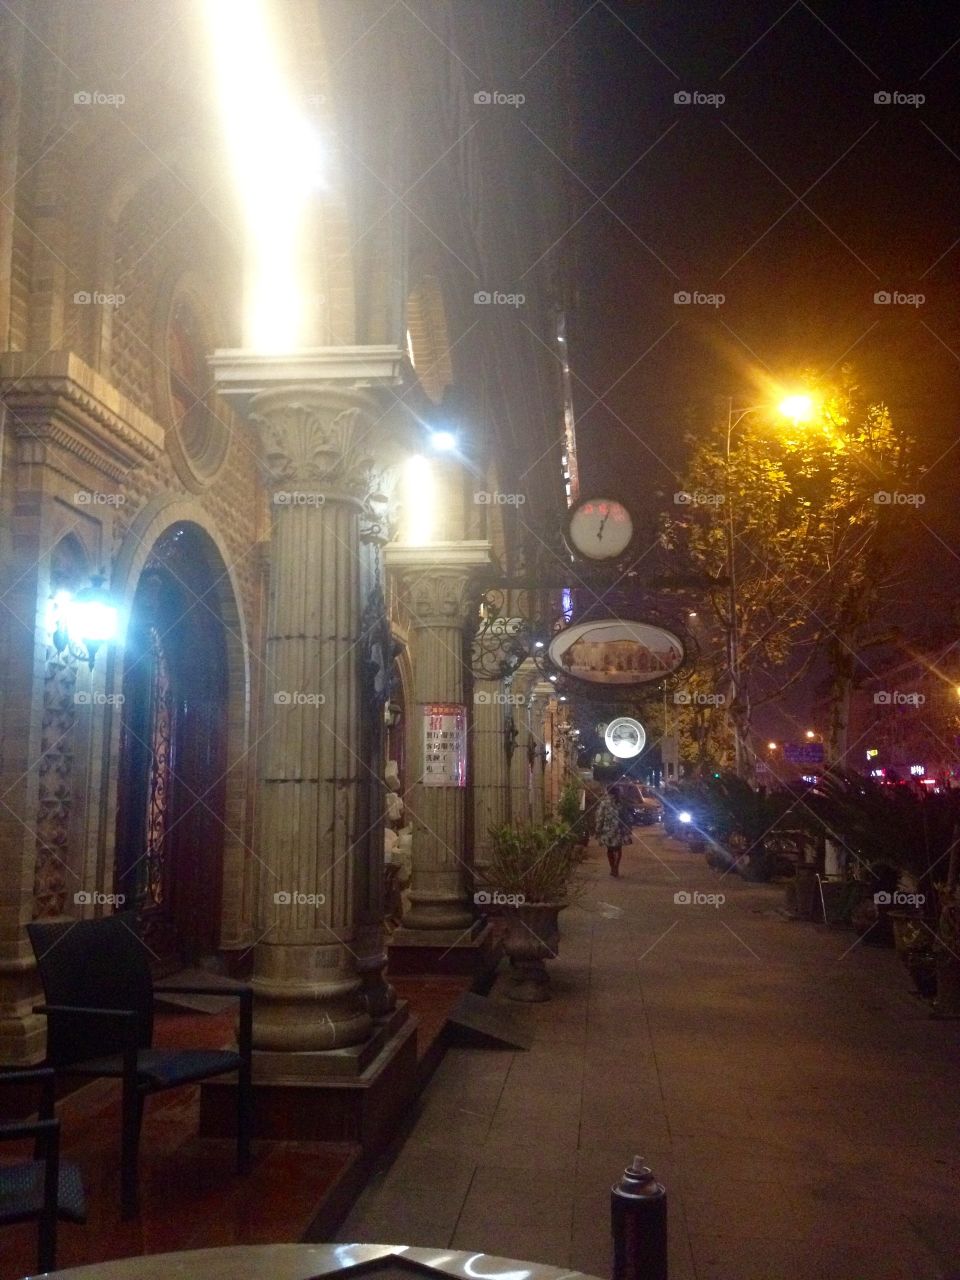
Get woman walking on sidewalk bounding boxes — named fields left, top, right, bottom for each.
left=595, top=784, right=633, bottom=877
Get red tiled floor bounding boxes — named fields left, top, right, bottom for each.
left=1, top=1010, right=356, bottom=1280
left=390, top=976, right=472, bottom=1059
left=3, top=981, right=469, bottom=1278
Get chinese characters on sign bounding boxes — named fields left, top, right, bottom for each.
left=422, top=703, right=467, bottom=786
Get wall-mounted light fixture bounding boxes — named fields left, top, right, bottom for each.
left=50, top=575, right=119, bottom=670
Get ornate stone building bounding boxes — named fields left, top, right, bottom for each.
left=0, top=0, right=573, bottom=1133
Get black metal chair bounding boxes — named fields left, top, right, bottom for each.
left=0, top=1067, right=87, bottom=1273
left=27, top=913, right=252, bottom=1219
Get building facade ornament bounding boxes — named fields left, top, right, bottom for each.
left=0, top=352, right=164, bottom=481
left=249, top=389, right=377, bottom=503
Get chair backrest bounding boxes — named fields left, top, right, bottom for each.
left=27, top=914, right=154, bottom=1067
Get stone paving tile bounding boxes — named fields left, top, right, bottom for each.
left=339, top=830, right=960, bottom=1280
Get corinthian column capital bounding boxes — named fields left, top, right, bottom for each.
left=386, top=542, right=494, bottom=629
left=249, top=386, right=378, bottom=503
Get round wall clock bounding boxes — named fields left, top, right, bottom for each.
left=604, top=717, right=646, bottom=759
left=567, top=497, right=634, bottom=561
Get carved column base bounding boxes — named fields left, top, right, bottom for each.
left=401, top=888, right=474, bottom=932
left=250, top=942, right=372, bottom=1052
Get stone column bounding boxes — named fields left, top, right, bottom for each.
left=471, top=676, right=512, bottom=876
left=248, top=386, right=377, bottom=1057
left=386, top=543, right=492, bottom=937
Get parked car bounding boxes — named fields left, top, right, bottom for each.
left=619, top=783, right=661, bottom=826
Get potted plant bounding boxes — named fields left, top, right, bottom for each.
left=558, top=782, right=591, bottom=857
left=479, top=819, right=577, bottom=1002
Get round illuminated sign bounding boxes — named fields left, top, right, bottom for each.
left=604, top=717, right=646, bottom=759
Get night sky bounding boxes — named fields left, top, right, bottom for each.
left=508, top=0, right=960, bottom=741
left=544, top=1, right=960, bottom=517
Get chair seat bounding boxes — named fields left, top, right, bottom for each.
left=68, top=1048, right=241, bottom=1089
left=0, top=1160, right=87, bottom=1224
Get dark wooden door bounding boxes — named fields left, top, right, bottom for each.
left=114, top=526, right=227, bottom=966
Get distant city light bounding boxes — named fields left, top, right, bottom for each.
left=910, top=764, right=925, bottom=776
left=678, top=811, right=692, bottom=824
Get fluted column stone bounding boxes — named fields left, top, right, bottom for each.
left=249, top=386, right=376, bottom=1054
left=386, top=543, right=492, bottom=934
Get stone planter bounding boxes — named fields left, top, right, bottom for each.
left=501, top=902, right=566, bottom=1002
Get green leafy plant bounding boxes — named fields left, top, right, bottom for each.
left=482, top=820, right=578, bottom=904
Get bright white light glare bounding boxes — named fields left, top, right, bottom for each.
left=201, top=0, right=326, bottom=351
left=67, top=597, right=119, bottom=646
left=430, top=429, right=457, bottom=452
left=679, top=811, right=692, bottom=824
left=402, top=455, right=434, bottom=544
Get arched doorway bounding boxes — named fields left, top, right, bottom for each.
left=114, top=524, right=229, bottom=966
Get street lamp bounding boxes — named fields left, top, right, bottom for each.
left=724, top=392, right=819, bottom=778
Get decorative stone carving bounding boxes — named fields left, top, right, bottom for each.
left=33, top=648, right=79, bottom=919
left=250, top=391, right=375, bottom=500
left=398, top=566, right=475, bottom=630
left=0, top=351, right=163, bottom=482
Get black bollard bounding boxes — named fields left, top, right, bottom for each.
left=611, top=1154, right=668, bottom=1280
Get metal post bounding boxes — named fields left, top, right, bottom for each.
left=611, top=1154, right=668, bottom=1280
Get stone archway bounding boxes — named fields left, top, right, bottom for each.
left=114, top=523, right=230, bottom=965
left=109, top=507, right=253, bottom=967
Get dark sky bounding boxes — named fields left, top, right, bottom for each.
left=545, top=0, right=960, bottom=500
left=514, top=0, right=960, bottom=743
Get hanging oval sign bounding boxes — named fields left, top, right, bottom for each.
left=547, top=619, right=685, bottom=686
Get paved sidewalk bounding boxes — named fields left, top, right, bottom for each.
left=338, top=827, right=960, bottom=1280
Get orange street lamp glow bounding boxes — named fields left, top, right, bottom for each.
left=768, top=741, right=778, bottom=751
left=778, top=394, right=816, bottom=423
left=805, top=729, right=816, bottom=739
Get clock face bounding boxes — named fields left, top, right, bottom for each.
left=604, top=717, right=646, bottom=759
left=568, top=498, right=633, bottom=561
